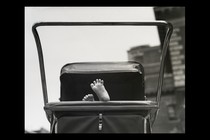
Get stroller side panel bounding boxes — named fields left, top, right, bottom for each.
left=102, top=114, right=145, bottom=133
left=57, top=115, right=98, bottom=133
left=46, top=101, right=156, bottom=133
left=55, top=112, right=150, bottom=133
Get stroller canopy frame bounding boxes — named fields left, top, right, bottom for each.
left=32, top=21, right=173, bottom=132
left=32, top=21, right=173, bottom=106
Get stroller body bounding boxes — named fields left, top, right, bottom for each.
left=49, top=61, right=154, bottom=133
left=32, top=22, right=173, bottom=133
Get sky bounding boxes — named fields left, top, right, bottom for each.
left=24, top=7, right=160, bottom=132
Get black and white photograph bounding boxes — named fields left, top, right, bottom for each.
left=24, top=7, right=185, bottom=133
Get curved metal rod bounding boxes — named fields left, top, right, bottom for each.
left=156, top=23, right=173, bottom=106
left=150, top=23, right=173, bottom=127
left=32, top=21, right=170, bottom=27
left=32, top=26, right=48, bottom=105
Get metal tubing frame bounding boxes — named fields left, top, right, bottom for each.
left=32, top=21, right=173, bottom=105
left=32, top=21, right=173, bottom=124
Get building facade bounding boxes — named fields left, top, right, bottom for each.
left=126, top=7, right=185, bottom=133
left=127, top=45, right=174, bottom=95
left=154, top=7, right=185, bottom=89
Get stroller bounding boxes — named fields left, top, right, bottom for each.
left=32, top=21, right=173, bottom=133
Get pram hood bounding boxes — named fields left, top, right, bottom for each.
left=60, top=61, right=145, bottom=101
left=60, top=61, right=143, bottom=74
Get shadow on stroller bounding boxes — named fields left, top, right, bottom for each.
left=32, top=21, right=173, bottom=133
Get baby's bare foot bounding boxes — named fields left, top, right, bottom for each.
left=82, top=94, right=95, bottom=101
left=90, top=79, right=110, bottom=101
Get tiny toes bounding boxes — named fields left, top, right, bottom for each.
left=90, top=83, right=94, bottom=87
left=82, top=94, right=95, bottom=101
left=98, top=79, right=103, bottom=84
left=82, top=95, right=87, bottom=101
left=93, top=80, right=97, bottom=85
